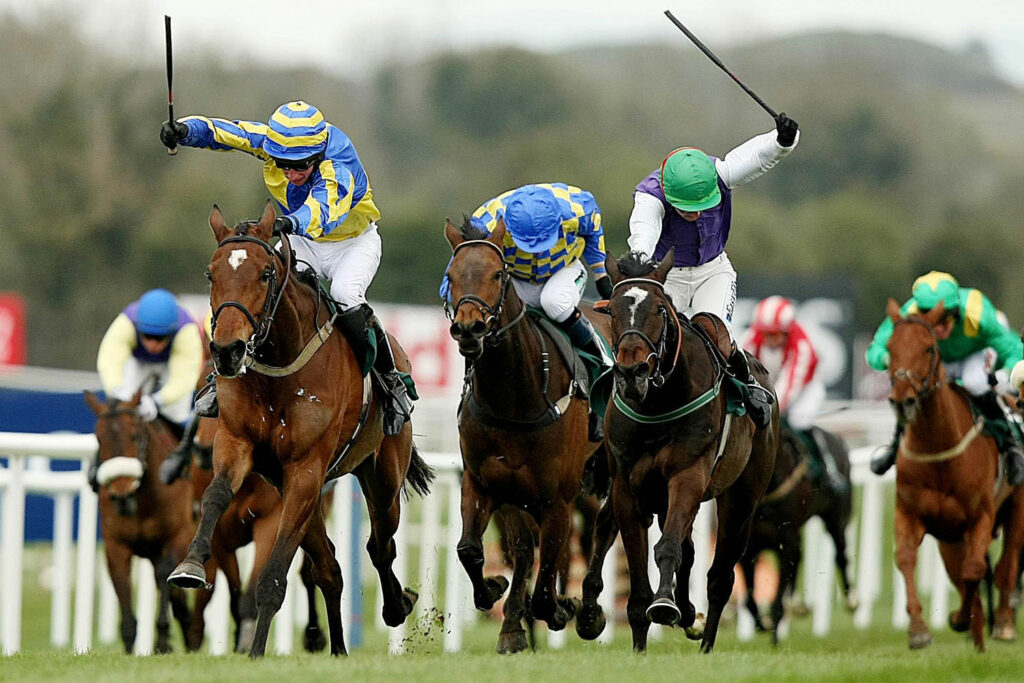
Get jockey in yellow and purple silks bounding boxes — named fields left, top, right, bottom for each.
left=440, top=183, right=613, bottom=440
left=159, top=101, right=411, bottom=437
left=865, top=271, right=1024, bottom=485
left=92, top=289, right=203, bottom=490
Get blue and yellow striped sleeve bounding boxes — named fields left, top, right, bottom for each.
left=180, top=116, right=271, bottom=159
left=569, top=188, right=606, bottom=276
left=293, top=161, right=357, bottom=239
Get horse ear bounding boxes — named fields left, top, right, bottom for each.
left=254, top=200, right=276, bottom=240
left=210, top=204, right=231, bottom=242
left=606, top=252, right=622, bottom=284
left=924, top=300, right=946, bottom=326
left=886, top=298, right=902, bottom=322
left=652, top=247, right=674, bottom=284
left=83, top=390, right=104, bottom=416
left=444, top=217, right=463, bottom=250
left=491, top=217, right=507, bottom=247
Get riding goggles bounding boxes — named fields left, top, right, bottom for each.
left=273, top=155, right=320, bottom=171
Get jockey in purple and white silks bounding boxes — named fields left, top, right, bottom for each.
left=160, top=101, right=412, bottom=437
left=626, top=115, right=800, bottom=428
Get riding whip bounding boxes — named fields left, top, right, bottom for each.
left=664, top=10, right=778, bottom=119
left=164, top=15, right=177, bottom=156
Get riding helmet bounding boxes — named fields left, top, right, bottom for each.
left=503, top=185, right=562, bottom=253
left=263, top=101, right=328, bottom=161
left=912, top=271, right=960, bottom=313
left=752, top=295, right=796, bottom=334
left=136, top=289, right=179, bottom=336
left=660, top=147, right=721, bottom=212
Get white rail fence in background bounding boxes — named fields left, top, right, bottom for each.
left=1, top=422, right=950, bottom=656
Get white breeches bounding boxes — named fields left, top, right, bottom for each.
left=114, top=359, right=192, bottom=424
left=663, top=252, right=738, bottom=340
left=946, top=348, right=1011, bottom=395
left=785, top=379, right=826, bottom=431
left=285, top=224, right=382, bottom=311
left=510, top=260, right=587, bottom=323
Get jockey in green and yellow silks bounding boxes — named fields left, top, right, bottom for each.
left=866, top=271, right=1024, bottom=484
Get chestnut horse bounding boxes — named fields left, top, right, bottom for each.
left=443, top=217, right=608, bottom=654
left=885, top=299, right=1024, bottom=650
left=84, top=391, right=196, bottom=653
left=738, top=423, right=856, bottom=645
left=168, top=202, right=433, bottom=657
left=574, top=250, right=777, bottom=653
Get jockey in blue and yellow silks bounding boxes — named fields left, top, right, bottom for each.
left=160, top=101, right=411, bottom=437
left=441, top=182, right=613, bottom=440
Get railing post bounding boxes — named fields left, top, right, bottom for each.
left=73, top=469, right=99, bottom=654
left=1, top=454, right=26, bottom=655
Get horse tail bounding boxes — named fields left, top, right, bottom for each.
left=403, top=441, right=435, bottom=499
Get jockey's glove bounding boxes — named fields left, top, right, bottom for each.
left=596, top=275, right=613, bottom=300
left=273, top=216, right=298, bottom=235
left=775, top=113, right=799, bottom=147
left=137, top=394, right=160, bottom=422
left=1011, top=360, right=1024, bottom=393
left=160, top=120, right=188, bottom=149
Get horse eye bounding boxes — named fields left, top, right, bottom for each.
left=204, top=268, right=212, bottom=281
left=492, top=271, right=502, bottom=281
left=261, top=268, right=273, bottom=282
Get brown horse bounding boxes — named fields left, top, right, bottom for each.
left=738, top=423, right=856, bottom=645
left=885, top=298, right=1024, bottom=650
left=443, top=217, right=607, bottom=654
left=84, top=390, right=197, bottom=653
left=574, top=249, right=777, bottom=653
left=168, top=202, right=433, bottom=658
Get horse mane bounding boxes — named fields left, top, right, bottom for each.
left=616, top=251, right=659, bottom=278
left=460, top=214, right=490, bottom=242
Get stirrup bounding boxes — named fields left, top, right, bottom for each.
left=159, top=447, right=192, bottom=485
left=194, top=383, right=218, bottom=418
left=870, top=445, right=898, bottom=476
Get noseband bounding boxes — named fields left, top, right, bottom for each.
left=443, top=239, right=524, bottom=339
left=210, top=228, right=293, bottom=356
left=95, top=405, right=151, bottom=494
left=611, top=277, right=682, bottom=387
left=890, top=316, right=945, bottom=399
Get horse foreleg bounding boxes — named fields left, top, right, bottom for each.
left=771, top=530, right=801, bottom=646
left=894, top=505, right=931, bottom=649
left=496, top=509, right=533, bottom=654
left=739, top=553, right=765, bottom=632
left=823, top=505, right=858, bottom=611
left=237, top=514, right=277, bottom=653
left=455, top=471, right=504, bottom=611
left=577, top=494, right=619, bottom=640
left=943, top=513, right=993, bottom=652
left=299, top=509, right=345, bottom=655
left=533, top=499, right=577, bottom=630
left=647, top=470, right=703, bottom=628
left=300, top=553, right=328, bottom=652
left=248, top=463, right=323, bottom=659
left=674, top=532, right=699, bottom=635
left=187, top=556, right=216, bottom=652
left=153, top=553, right=187, bottom=654
left=993, top=492, right=1024, bottom=641
left=612, top=476, right=653, bottom=652
left=105, top=541, right=136, bottom=654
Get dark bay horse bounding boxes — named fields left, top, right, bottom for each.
left=84, top=390, right=196, bottom=653
left=738, top=423, right=856, bottom=644
left=168, top=202, right=433, bottom=657
left=886, top=299, right=1024, bottom=650
left=574, top=249, right=777, bottom=653
left=443, top=217, right=608, bottom=654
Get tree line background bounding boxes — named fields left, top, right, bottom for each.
left=2, top=17, right=1023, bottom=370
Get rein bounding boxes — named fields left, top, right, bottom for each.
left=901, top=417, right=986, bottom=463
left=443, top=239, right=526, bottom=340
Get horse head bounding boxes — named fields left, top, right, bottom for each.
left=207, top=201, right=287, bottom=377
left=886, top=297, right=948, bottom=424
left=603, top=248, right=676, bottom=403
left=443, top=216, right=513, bottom=360
left=85, top=389, right=149, bottom=515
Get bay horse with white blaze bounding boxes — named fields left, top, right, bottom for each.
left=444, top=217, right=608, bottom=654
left=575, top=249, right=777, bottom=653
left=168, top=202, right=433, bottom=657
left=886, top=298, right=1024, bottom=651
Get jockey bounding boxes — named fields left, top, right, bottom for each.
left=160, top=101, right=412, bottom=437
left=865, top=271, right=1024, bottom=485
left=441, top=183, right=613, bottom=441
left=743, top=296, right=845, bottom=491
left=627, top=114, right=800, bottom=429
left=92, top=289, right=203, bottom=490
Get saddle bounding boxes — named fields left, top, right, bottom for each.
left=690, top=312, right=732, bottom=363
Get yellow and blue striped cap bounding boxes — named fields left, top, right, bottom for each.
left=263, top=101, right=328, bottom=160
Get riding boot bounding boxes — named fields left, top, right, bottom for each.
left=367, top=309, right=414, bottom=437
left=870, top=421, right=904, bottom=476
left=193, top=377, right=218, bottom=418
left=729, top=348, right=773, bottom=430
left=802, top=427, right=849, bottom=493
left=979, top=391, right=1024, bottom=486
left=160, top=416, right=199, bottom=485
left=558, top=310, right=612, bottom=442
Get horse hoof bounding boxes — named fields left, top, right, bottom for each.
left=235, top=618, right=256, bottom=653
left=497, top=630, right=528, bottom=654
left=646, top=597, right=681, bottom=626
left=576, top=605, right=607, bottom=640
left=475, top=576, right=510, bottom=611
left=303, top=625, right=327, bottom=652
left=845, top=590, right=861, bottom=612
left=684, top=613, right=706, bottom=641
left=948, top=611, right=970, bottom=633
left=993, top=623, right=1017, bottom=642
left=168, top=559, right=210, bottom=589
left=909, top=630, right=933, bottom=649
left=789, top=600, right=810, bottom=617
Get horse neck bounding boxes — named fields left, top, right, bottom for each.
left=906, top=382, right=976, bottom=451
left=647, top=322, right=715, bottom=408
left=257, top=275, right=320, bottom=366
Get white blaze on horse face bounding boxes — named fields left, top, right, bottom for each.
left=624, top=287, right=649, bottom=327
left=229, top=249, right=247, bottom=271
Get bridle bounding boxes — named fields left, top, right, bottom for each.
left=210, top=226, right=293, bottom=359
left=609, top=277, right=682, bottom=387
left=889, top=316, right=946, bottom=400
left=443, top=239, right=525, bottom=340
left=95, top=404, right=151, bottom=497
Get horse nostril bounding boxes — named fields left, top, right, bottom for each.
left=449, top=322, right=461, bottom=338
left=470, top=320, right=487, bottom=337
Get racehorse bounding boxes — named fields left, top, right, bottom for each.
left=574, top=249, right=777, bottom=653
left=738, top=423, right=856, bottom=644
left=443, top=217, right=608, bottom=654
left=84, top=390, right=196, bottom=654
left=168, top=202, right=433, bottom=658
left=885, top=298, right=1024, bottom=651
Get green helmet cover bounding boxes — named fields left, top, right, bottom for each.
left=912, top=271, right=960, bottom=312
left=660, top=147, right=722, bottom=212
